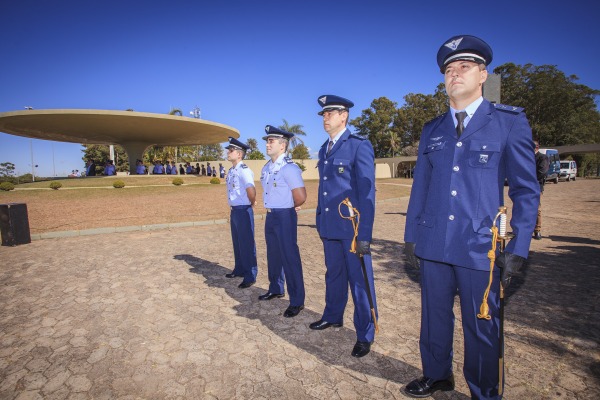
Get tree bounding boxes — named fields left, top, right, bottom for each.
left=494, top=63, right=600, bottom=146
left=350, top=97, right=401, bottom=158
left=198, top=144, right=224, bottom=161
left=81, top=144, right=129, bottom=172
left=290, top=143, right=310, bottom=160
left=279, top=119, right=308, bottom=157
left=0, top=162, right=16, bottom=177
left=396, top=83, right=448, bottom=148
left=246, top=138, right=265, bottom=160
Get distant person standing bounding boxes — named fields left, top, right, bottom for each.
left=310, top=94, right=378, bottom=358
left=207, top=162, right=212, bottom=177
left=85, top=159, right=96, bottom=176
left=165, top=161, right=173, bottom=175
left=152, top=160, right=164, bottom=174
left=533, top=140, right=549, bottom=240
left=258, top=125, right=307, bottom=318
left=179, top=164, right=185, bottom=175
left=225, top=137, right=258, bottom=289
left=103, top=160, right=116, bottom=176
left=219, top=163, right=225, bottom=178
left=170, top=161, right=178, bottom=175
left=135, top=159, right=146, bottom=175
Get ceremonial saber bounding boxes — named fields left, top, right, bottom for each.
left=342, top=198, right=379, bottom=334
left=491, top=206, right=512, bottom=396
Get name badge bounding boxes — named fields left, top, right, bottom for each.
left=338, top=167, right=345, bottom=174
left=479, top=154, right=489, bottom=164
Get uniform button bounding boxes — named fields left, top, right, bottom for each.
left=323, top=192, right=327, bottom=196
left=453, top=166, right=460, bottom=172
left=324, top=176, right=328, bottom=180
left=325, top=208, right=329, bottom=212
left=456, top=142, right=463, bottom=147
left=451, top=190, right=457, bottom=196
left=482, top=145, right=487, bottom=149
left=324, top=161, right=328, bottom=165
left=449, top=215, right=455, bottom=221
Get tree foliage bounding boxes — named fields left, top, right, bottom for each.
left=0, top=162, right=16, bottom=177
left=279, top=119, right=307, bottom=156
left=81, top=144, right=129, bottom=172
left=350, top=90, right=447, bottom=158
left=246, top=138, right=265, bottom=160
left=290, top=143, right=310, bottom=159
left=494, top=63, right=600, bottom=146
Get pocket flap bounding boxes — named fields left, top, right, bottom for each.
left=472, top=218, right=493, bottom=236
left=469, top=140, right=500, bottom=152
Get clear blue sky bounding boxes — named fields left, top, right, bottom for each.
left=1, top=0, right=599, bottom=177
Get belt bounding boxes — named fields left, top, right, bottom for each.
left=231, top=205, right=251, bottom=210
left=266, top=207, right=294, bottom=213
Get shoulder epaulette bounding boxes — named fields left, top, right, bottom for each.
left=349, top=133, right=366, bottom=140
left=425, top=114, right=444, bottom=125
left=240, top=164, right=248, bottom=169
left=283, top=156, right=294, bottom=164
left=493, top=103, right=524, bottom=114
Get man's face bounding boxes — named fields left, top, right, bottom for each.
left=444, top=60, right=487, bottom=102
left=322, top=109, right=347, bottom=135
left=265, top=137, right=286, bottom=158
left=227, top=148, right=241, bottom=162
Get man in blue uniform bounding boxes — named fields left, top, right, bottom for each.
left=170, top=161, right=178, bottom=175
left=135, top=159, right=146, bottom=175
left=310, top=94, right=378, bottom=358
left=85, top=159, right=96, bottom=176
left=403, top=35, right=539, bottom=399
left=259, top=125, right=307, bottom=318
left=152, top=160, right=164, bottom=175
left=225, top=137, right=258, bottom=288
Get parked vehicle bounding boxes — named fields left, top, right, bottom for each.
left=539, top=148, right=560, bottom=184
left=559, top=160, right=577, bottom=182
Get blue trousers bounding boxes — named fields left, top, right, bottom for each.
left=321, top=238, right=378, bottom=342
left=264, top=208, right=305, bottom=307
left=420, top=259, right=502, bottom=399
left=230, top=205, right=257, bottom=283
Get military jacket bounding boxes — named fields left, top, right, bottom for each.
left=404, top=99, right=540, bottom=270
left=226, top=162, right=254, bottom=206
left=316, top=129, right=376, bottom=241
left=260, top=154, right=304, bottom=209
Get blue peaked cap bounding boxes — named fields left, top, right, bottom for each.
left=262, top=125, right=294, bottom=141
left=437, top=34, right=493, bottom=73
left=317, top=94, right=354, bottom=115
left=225, top=137, right=250, bottom=151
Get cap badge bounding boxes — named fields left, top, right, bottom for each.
left=318, top=96, right=327, bottom=105
left=444, top=37, right=463, bottom=51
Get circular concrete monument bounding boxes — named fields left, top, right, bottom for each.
left=0, top=109, right=240, bottom=175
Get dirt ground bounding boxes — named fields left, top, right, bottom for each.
left=0, top=178, right=411, bottom=234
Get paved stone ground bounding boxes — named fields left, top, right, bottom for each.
left=0, top=180, right=599, bottom=399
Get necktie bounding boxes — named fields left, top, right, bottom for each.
left=327, top=140, right=334, bottom=155
left=455, top=111, right=467, bottom=138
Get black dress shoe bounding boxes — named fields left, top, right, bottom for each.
left=283, top=305, right=304, bottom=318
left=533, top=231, right=542, bottom=240
left=404, top=375, right=455, bottom=398
left=351, top=341, right=372, bottom=358
left=225, top=273, right=239, bottom=278
left=238, top=281, right=255, bottom=289
left=309, top=319, right=343, bottom=330
left=258, top=292, right=284, bottom=301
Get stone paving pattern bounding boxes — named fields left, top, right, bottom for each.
left=1, top=180, right=599, bottom=399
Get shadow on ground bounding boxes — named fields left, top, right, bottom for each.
left=173, top=253, right=469, bottom=399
